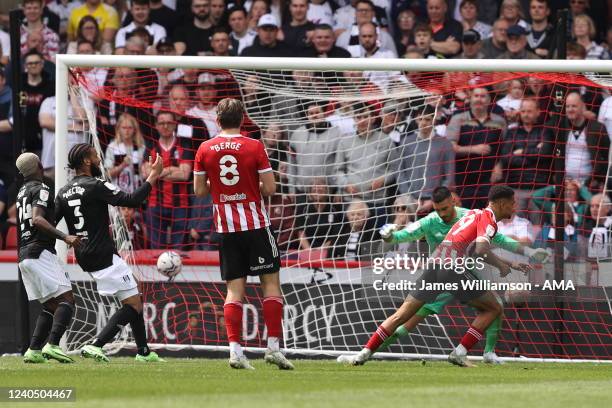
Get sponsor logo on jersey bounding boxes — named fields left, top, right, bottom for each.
left=220, top=192, right=247, bottom=202
left=258, top=257, right=265, bottom=264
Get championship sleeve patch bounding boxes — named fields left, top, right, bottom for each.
left=104, top=181, right=120, bottom=194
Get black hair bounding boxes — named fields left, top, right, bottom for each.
left=488, top=185, right=515, bottom=202
left=68, top=143, right=94, bottom=170
left=432, top=186, right=452, bottom=203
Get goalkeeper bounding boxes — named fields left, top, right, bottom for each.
left=377, top=186, right=549, bottom=364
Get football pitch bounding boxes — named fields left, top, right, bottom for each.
left=1, top=357, right=611, bottom=408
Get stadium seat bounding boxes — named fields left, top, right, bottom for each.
left=5, top=225, right=17, bottom=250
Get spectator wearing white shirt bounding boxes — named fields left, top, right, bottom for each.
left=0, top=29, right=10, bottom=66
left=38, top=92, right=89, bottom=179
left=228, top=7, right=257, bottom=55
left=104, top=113, right=145, bottom=193
left=572, top=14, right=610, bottom=60
left=459, top=0, right=492, bottom=39
left=47, top=0, right=82, bottom=39
left=186, top=72, right=221, bottom=138
left=496, top=79, right=525, bottom=123
left=597, top=95, right=612, bottom=142
left=115, top=0, right=167, bottom=54
left=336, top=0, right=397, bottom=57
left=586, top=193, right=612, bottom=261
left=307, top=0, right=333, bottom=26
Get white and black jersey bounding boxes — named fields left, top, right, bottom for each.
left=55, top=176, right=152, bottom=272
left=16, top=180, right=56, bottom=262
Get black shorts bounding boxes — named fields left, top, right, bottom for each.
left=218, top=227, right=281, bottom=281
left=410, top=266, right=487, bottom=303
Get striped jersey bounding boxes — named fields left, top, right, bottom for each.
left=194, top=134, right=272, bottom=233
left=432, top=207, right=498, bottom=260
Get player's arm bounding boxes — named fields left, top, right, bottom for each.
left=32, top=206, right=81, bottom=248
left=259, top=170, right=276, bottom=197
left=101, top=155, right=163, bottom=207
left=194, top=173, right=210, bottom=197
left=492, top=232, right=550, bottom=262
left=380, top=219, right=426, bottom=243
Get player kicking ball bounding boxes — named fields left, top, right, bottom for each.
left=55, top=143, right=165, bottom=363
left=16, top=153, right=82, bottom=364
left=339, top=186, right=532, bottom=367
left=193, top=98, right=293, bottom=370
left=340, top=186, right=549, bottom=365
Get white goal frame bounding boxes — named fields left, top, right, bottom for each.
left=54, top=55, right=612, bottom=363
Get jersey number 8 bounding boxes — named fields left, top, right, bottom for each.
left=219, top=154, right=240, bottom=186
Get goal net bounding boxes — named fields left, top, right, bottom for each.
left=56, top=56, right=612, bottom=361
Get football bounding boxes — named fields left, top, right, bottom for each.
left=156, top=251, right=182, bottom=278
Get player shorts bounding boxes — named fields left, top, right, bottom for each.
left=410, top=266, right=487, bottom=304
left=90, top=255, right=139, bottom=301
left=18, top=250, right=72, bottom=303
left=219, top=227, right=281, bottom=281
left=416, top=291, right=455, bottom=317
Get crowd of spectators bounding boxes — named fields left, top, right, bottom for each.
left=0, top=0, right=612, bottom=262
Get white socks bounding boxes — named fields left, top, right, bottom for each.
left=229, top=342, right=243, bottom=357
left=455, top=344, right=468, bottom=356
left=267, top=337, right=280, bottom=352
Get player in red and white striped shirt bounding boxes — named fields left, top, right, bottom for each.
left=194, top=98, right=293, bottom=370
left=340, top=186, right=532, bottom=367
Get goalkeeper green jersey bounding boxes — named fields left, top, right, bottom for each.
left=390, top=206, right=520, bottom=253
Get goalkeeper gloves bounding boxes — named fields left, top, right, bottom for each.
left=524, top=247, right=552, bottom=263
left=379, top=224, right=399, bottom=241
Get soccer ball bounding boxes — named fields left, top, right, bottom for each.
left=157, top=251, right=182, bottom=279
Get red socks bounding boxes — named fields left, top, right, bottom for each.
left=223, top=301, right=243, bottom=343
left=460, top=326, right=484, bottom=351
left=263, top=296, right=283, bottom=338
left=365, top=325, right=390, bottom=352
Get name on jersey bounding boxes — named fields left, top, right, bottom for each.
left=62, top=186, right=85, bottom=199
left=211, top=141, right=242, bottom=152
left=220, top=193, right=247, bottom=202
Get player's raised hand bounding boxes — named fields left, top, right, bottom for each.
left=379, top=224, right=398, bottom=241
left=147, top=154, right=164, bottom=182
left=64, top=235, right=83, bottom=248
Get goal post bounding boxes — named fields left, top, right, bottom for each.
left=54, top=55, right=612, bottom=361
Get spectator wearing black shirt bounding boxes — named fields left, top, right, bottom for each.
left=481, top=18, right=508, bottom=58
left=526, top=0, right=555, bottom=59
left=446, top=87, right=507, bottom=209
left=168, top=84, right=210, bottom=151
left=300, top=24, right=351, bottom=58
left=174, top=0, right=215, bottom=56
left=210, top=28, right=235, bottom=56
left=491, top=98, right=554, bottom=216
left=22, top=50, right=54, bottom=156
left=240, top=14, right=293, bottom=57
left=497, top=25, right=540, bottom=59
left=0, top=69, right=13, bottom=187
left=279, top=0, right=315, bottom=54
left=210, top=0, right=228, bottom=29
left=426, top=0, right=462, bottom=58
left=125, top=0, right=179, bottom=38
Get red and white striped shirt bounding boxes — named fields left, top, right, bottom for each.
left=194, top=134, right=272, bottom=233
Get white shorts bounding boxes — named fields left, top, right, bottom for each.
left=91, top=255, right=139, bottom=301
left=18, top=250, right=72, bottom=303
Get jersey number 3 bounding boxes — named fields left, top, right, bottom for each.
left=68, top=199, right=85, bottom=230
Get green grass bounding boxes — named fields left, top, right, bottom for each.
left=0, top=357, right=611, bottom=408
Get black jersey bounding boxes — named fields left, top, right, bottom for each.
left=16, top=180, right=56, bottom=262
left=55, top=176, right=152, bottom=272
